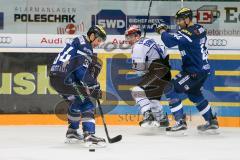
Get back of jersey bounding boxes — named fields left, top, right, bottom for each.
left=131, top=37, right=169, bottom=73
left=50, top=35, right=93, bottom=83
left=177, top=24, right=210, bottom=73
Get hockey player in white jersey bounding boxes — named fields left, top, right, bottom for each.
left=125, top=25, right=171, bottom=128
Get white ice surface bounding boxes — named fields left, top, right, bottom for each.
left=0, top=126, right=239, bottom=160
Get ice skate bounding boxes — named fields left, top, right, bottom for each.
left=197, top=115, right=219, bottom=135
left=84, top=132, right=106, bottom=148
left=65, top=128, right=84, bottom=143
left=166, top=116, right=187, bottom=136
left=158, top=114, right=170, bottom=128
left=139, top=110, right=160, bottom=128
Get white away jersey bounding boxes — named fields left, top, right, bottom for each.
left=131, top=38, right=167, bottom=74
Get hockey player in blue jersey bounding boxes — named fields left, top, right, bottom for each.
left=49, top=25, right=107, bottom=146
left=156, top=8, right=219, bottom=133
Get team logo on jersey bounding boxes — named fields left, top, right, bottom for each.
left=196, top=5, right=220, bottom=24
left=92, top=9, right=176, bottom=35
left=0, top=12, right=4, bottom=30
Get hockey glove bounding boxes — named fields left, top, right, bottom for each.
left=86, top=83, right=102, bottom=99
left=155, top=24, right=168, bottom=34
left=88, top=61, right=102, bottom=79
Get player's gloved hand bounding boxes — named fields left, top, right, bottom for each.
left=86, top=83, right=102, bottom=99
left=155, top=23, right=168, bottom=34
left=88, top=60, right=102, bottom=79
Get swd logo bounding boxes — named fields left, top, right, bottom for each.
left=92, top=10, right=175, bottom=35
left=0, top=12, right=4, bottom=29
left=196, top=5, right=220, bottom=24
left=93, top=10, right=126, bottom=35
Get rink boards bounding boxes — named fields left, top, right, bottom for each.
left=0, top=51, right=239, bottom=127
left=97, top=52, right=240, bottom=127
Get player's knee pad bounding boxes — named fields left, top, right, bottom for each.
left=150, top=100, right=163, bottom=113
left=68, top=102, right=81, bottom=118
left=67, top=102, right=81, bottom=129
left=168, top=99, right=184, bottom=121
left=79, top=99, right=95, bottom=112
left=131, top=86, right=152, bottom=114
left=131, top=86, right=146, bottom=100
left=82, top=109, right=95, bottom=134
left=82, top=110, right=95, bottom=124
left=165, top=89, right=180, bottom=104
left=196, top=99, right=212, bottom=121
left=150, top=100, right=161, bottom=106
left=165, top=89, right=182, bottom=113
left=196, top=99, right=209, bottom=111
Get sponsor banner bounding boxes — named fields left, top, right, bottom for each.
left=0, top=114, right=239, bottom=127
left=0, top=52, right=59, bottom=113
left=1, top=34, right=240, bottom=50
left=0, top=12, right=3, bottom=30
left=0, top=0, right=240, bottom=36
left=27, top=34, right=75, bottom=48
left=98, top=35, right=240, bottom=51
left=0, top=0, right=88, bottom=35
left=0, top=52, right=239, bottom=115
left=92, top=9, right=176, bottom=35
left=0, top=34, right=26, bottom=47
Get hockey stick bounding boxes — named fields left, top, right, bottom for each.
left=96, top=99, right=122, bottom=143
left=73, top=82, right=122, bottom=143
left=144, top=0, right=153, bottom=37
left=181, top=0, right=184, bottom=8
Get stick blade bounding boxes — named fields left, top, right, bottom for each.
left=109, top=135, right=122, bottom=143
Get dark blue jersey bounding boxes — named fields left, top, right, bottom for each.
left=50, top=35, right=97, bottom=86
left=161, top=24, right=210, bottom=73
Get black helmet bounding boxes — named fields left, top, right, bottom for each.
left=175, top=7, right=193, bottom=20
left=87, top=25, right=107, bottom=41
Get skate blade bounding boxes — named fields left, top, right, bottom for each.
left=166, top=130, right=187, bottom=137
left=198, top=129, right=220, bottom=135
left=65, top=138, right=84, bottom=144
left=84, top=141, right=107, bottom=148
left=140, top=121, right=160, bottom=128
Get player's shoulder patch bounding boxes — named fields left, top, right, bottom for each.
left=82, top=47, right=93, bottom=55
left=178, top=29, right=193, bottom=42
left=193, top=24, right=206, bottom=36
left=78, top=35, right=86, bottom=45
left=180, top=29, right=192, bottom=36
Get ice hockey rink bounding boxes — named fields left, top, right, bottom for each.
left=0, top=125, right=239, bottom=160
left=0, top=0, right=240, bottom=160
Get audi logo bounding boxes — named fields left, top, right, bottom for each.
left=0, top=37, right=12, bottom=44
left=208, top=39, right=227, bottom=46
